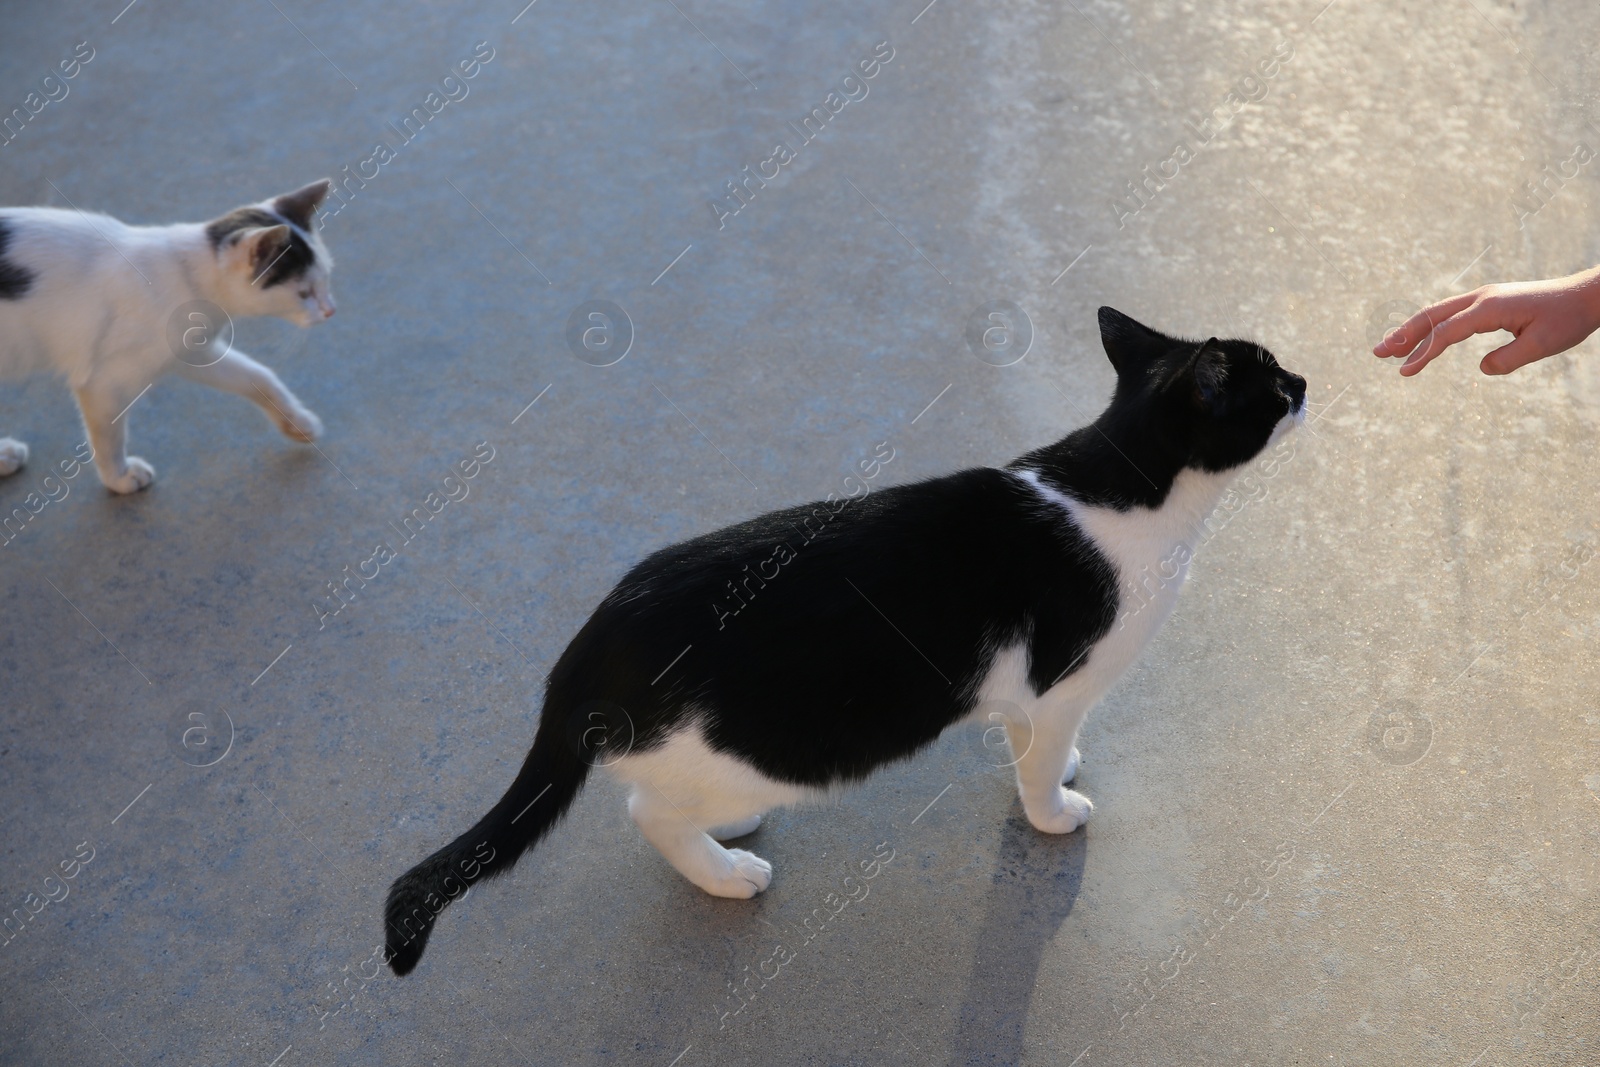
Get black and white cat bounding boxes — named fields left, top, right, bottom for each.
left=384, top=307, right=1307, bottom=975
left=0, top=180, right=335, bottom=493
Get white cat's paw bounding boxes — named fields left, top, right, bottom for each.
left=1062, top=745, right=1081, bottom=785
left=274, top=404, right=322, bottom=443
left=0, top=438, right=27, bottom=476
left=701, top=848, right=773, bottom=898
left=1027, top=787, right=1093, bottom=835
left=708, top=815, right=762, bottom=840
left=104, top=457, right=155, bottom=494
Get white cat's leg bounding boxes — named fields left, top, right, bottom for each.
left=627, top=785, right=772, bottom=897
left=1062, top=744, right=1081, bottom=785
left=73, top=384, right=154, bottom=494
left=1006, top=702, right=1093, bottom=834
left=174, top=347, right=321, bottom=442
left=706, top=814, right=762, bottom=840
left=0, top=437, right=26, bottom=476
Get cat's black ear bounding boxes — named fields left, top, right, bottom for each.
left=273, top=179, right=332, bottom=229
left=1098, top=306, right=1169, bottom=377
left=1169, top=338, right=1228, bottom=411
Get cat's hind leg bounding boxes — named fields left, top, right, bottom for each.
left=73, top=383, right=153, bottom=493
left=627, top=784, right=772, bottom=898
left=174, top=347, right=322, bottom=443
left=0, top=437, right=26, bottom=476
left=1062, top=745, right=1081, bottom=785
left=707, top=814, right=762, bottom=840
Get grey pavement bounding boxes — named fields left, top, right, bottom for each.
left=5, top=0, right=1600, bottom=1064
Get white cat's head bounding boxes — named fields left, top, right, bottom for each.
left=206, top=180, right=336, bottom=326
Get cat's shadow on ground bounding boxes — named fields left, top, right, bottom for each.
left=947, top=804, right=1087, bottom=1067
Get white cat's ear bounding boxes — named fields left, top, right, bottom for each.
left=1097, top=306, right=1168, bottom=377
left=272, top=179, right=332, bottom=229
left=231, top=224, right=293, bottom=280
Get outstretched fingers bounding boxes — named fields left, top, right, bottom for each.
left=1397, top=306, right=1497, bottom=376
left=1372, top=292, right=1476, bottom=361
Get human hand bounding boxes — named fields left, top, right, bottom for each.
left=1371, top=266, right=1600, bottom=376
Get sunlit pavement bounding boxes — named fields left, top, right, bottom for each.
left=4, top=1, right=1600, bottom=1063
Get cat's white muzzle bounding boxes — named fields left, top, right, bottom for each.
left=296, top=296, right=336, bottom=325
left=1268, top=399, right=1304, bottom=446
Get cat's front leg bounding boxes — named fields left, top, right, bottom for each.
left=1006, top=704, right=1093, bottom=834
left=73, top=384, right=154, bottom=493
left=0, top=437, right=27, bottom=476
left=175, top=347, right=322, bottom=443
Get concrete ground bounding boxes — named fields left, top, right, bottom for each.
left=4, top=0, right=1600, bottom=1063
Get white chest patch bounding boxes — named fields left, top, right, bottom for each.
left=1009, top=466, right=1233, bottom=693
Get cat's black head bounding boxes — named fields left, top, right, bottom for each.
left=1098, top=306, right=1306, bottom=474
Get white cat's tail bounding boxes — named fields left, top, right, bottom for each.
left=384, top=709, right=591, bottom=976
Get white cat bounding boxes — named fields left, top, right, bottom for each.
left=0, top=180, right=336, bottom=493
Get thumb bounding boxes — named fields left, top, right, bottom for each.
left=1480, top=332, right=1549, bottom=375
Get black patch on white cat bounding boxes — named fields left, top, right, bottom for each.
left=0, top=217, right=36, bottom=299
left=204, top=207, right=274, bottom=248
left=205, top=207, right=314, bottom=288
left=383, top=308, right=1307, bottom=975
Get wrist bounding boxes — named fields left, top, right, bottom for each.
left=1573, top=266, right=1600, bottom=327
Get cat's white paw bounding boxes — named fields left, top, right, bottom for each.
left=1027, top=787, right=1093, bottom=835
left=0, top=438, right=27, bottom=476
left=274, top=404, right=322, bottom=443
left=1062, top=745, right=1081, bottom=785
left=701, top=848, right=773, bottom=898
left=708, top=815, right=762, bottom=840
left=104, top=457, right=156, bottom=494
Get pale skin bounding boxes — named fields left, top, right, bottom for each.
left=1372, top=265, right=1600, bottom=375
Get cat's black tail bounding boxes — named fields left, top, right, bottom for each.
left=384, top=709, right=590, bottom=976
